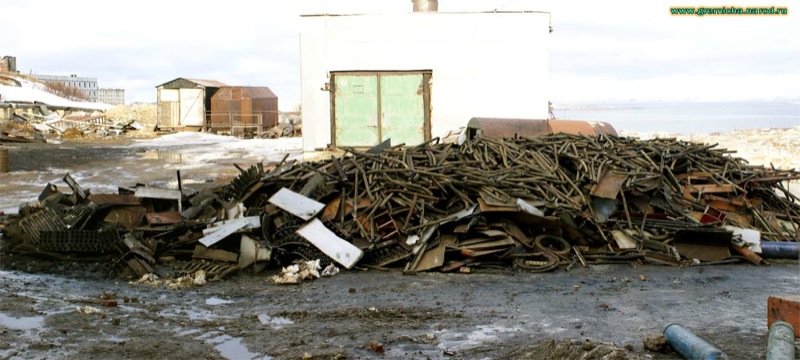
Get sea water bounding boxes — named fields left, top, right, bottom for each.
left=554, top=101, right=800, bottom=134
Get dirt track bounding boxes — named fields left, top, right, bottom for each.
left=1, top=255, right=797, bottom=359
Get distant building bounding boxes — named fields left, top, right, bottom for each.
left=33, top=74, right=98, bottom=101
left=155, top=77, right=279, bottom=134
left=97, top=88, right=125, bottom=106
left=155, top=78, right=227, bottom=129
left=0, top=56, right=16, bottom=73
left=210, top=86, right=279, bottom=133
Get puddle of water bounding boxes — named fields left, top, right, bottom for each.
left=0, top=313, right=45, bottom=331
left=437, top=325, right=522, bottom=351
left=175, top=328, right=202, bottom=337
left=257, top=314, right=293, bottom=329
left=206, top=297, right=234, bottom=306
left=204, top=333, right=272, bottom=360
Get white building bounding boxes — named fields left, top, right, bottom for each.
left=33, top=74, right=98, bottom=101
left=97, top=88, right=125, bottom=106
left=299, top=4, right=551, bottom=152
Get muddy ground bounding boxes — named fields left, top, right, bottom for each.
left=1, top=256, right=798, bottom=359
left=1, top=139, right=799, bottom=359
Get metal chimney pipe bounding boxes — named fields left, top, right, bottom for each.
left=412, top=0, right=438, bottom=12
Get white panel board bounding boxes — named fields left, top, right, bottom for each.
left=199, top=216, right=261, bottom=247
left=296, top=219, right=363, bottom=269
left=268, top=188, right=325, bottom=220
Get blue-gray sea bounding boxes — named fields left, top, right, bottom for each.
left=554, top=101, right=800, bottom=134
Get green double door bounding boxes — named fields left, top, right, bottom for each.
left=333, top=72, right=429, bottom=147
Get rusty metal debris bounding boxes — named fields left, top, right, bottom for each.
left=1, top=134, right=799, bottom=282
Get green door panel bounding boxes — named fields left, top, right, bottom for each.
left=380, top=74, right=425, bottom=146
left=334, top=75, right=379, bottom=147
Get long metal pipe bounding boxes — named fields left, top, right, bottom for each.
left=760, top=242, right=800, bottom=259
left=663, top=324, right=728, bottom=360
left=767, top=321, right=796, bottom=360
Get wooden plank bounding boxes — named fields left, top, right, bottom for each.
left=268, top=188, right=325, bottom=221
left=192, top=245, right=238, bottom=263
left=611, top=230, right=637, bottom=249
left=321, top=196, right=341, bottom=221
left=591, top=170, right=628, bottom=199
left=296, top=219, right=363, bottom=269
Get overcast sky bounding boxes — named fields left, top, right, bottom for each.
left=2, top=0, right=798, bottom=109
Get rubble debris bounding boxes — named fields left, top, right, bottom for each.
left=321, top=263, right=340, bottom=277
left=505, top=338, right=642, bottom=359
left=663, top=323, right=728, bottom=360
left=643, top=333, right=669, bottom=353
left=271, top=260, right=322, bottom=285
left=367, top=340, right=385, bottom=354
left=2, top=134, right=800, bottom=284
left=76, top=306, right=104, bottom=315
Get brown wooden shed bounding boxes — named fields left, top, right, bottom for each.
left=209, top=86, right=278, bottom=134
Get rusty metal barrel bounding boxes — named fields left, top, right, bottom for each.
left=0, top=147, right=8, bottom=173
left=663, top=323, right=728, bottom=360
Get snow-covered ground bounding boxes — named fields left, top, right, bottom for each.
left=0, top=75, right=112, bottom=111
left=132, top=132, right=303, bottom=169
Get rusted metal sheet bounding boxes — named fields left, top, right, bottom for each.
left=591, top=170, right=628, bottom=199
left=210, top=86, right=278, bottom=130
left=673, top=229, right=732, bottom=262
left=90, top=194, right=141, bottom=205
left=146, top=211, right=183, bottom=225
left=467, top=118, right=549, bottom=139
left=466, top=118, right=618, bottom=139
left=104, top=206, right=146, bottom=228
left=548, top=120, right=618, bottom=136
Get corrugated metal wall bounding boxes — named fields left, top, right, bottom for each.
left=209, top=87, right=278, bottom=131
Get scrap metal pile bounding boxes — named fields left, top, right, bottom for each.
left=2, top=134, right=799, bottom=281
